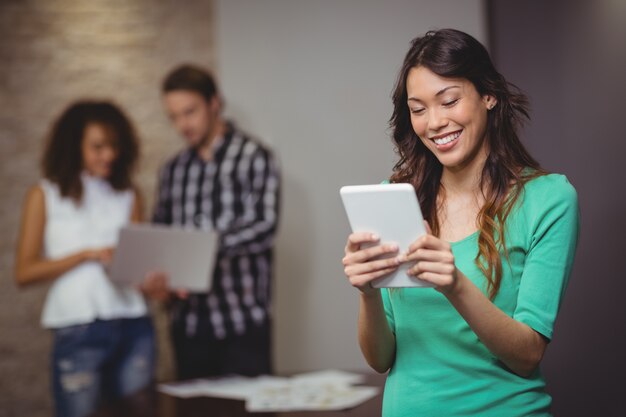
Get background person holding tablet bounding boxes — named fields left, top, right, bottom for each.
left=143, top=65, right=281, bottom=380
left=342, top=29, right=579, bottom=417
left=14, top=101, right=155, bottom=417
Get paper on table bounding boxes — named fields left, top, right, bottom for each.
left=157, top=369, right=381, bottom=412
left=158, top=375, right=288, bottom=400
left=245, top=382, right=379, bottom=412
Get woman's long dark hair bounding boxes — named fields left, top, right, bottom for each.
left=42, top=100, right=139, bottom=203
left=389, top=29, right=544, bottom=299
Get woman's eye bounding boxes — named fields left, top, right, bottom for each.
left=410, top=108, right=425, bottom=115
left=443, top=99, right=459, bottom=107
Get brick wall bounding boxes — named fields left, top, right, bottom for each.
left=0, top=1, right=215, bottom=415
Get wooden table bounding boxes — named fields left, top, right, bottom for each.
left=91, top=372, right=386, bottom=417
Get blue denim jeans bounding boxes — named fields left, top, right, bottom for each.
left=51, top=317, right=155, bottom=417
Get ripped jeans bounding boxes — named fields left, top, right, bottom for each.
left=51, top=317, right=155, bottom=417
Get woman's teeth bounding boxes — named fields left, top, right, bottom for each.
left=433, top=131, right=461, bottom=145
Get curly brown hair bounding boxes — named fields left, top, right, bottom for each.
left=42, top=100, right=139, bottom=202
left=389, top=29, right=545, bottom=299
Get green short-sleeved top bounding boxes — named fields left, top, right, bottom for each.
left=381, top=174, right=579, bottom=417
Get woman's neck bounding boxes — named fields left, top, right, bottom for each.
left=440, top=151, right=487, bottom=198
left=437, top=151, right=489, bottom=242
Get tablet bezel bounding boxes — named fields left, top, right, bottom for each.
left=108, top=223, right=218, bottom=292
left=340, top=183, right=432, bottom=288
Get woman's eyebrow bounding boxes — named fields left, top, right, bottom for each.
left=435, top=85, right=461, bottom=96
left=408, top=85, right=461, bottom=102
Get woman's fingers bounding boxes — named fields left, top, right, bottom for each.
left=342, top=232, right=401, bottom=293
left=343, top=248, right=400, bottom=288
left=100, top=248, right=115, bottom=265
left=407, top=234, right=451, bottom=253
left=407, top=260, right=455, bottom=276
left=401, top=231, right=459, bottom=293
left=408, top=271, right=450, bottom=286
left=348, top=265, right=398, bottom=290
left=343, top=243, right=399, bottom=266
left=345, top=232, right=379, bottom=254
left=344, top=254, right=401, bottom=277
left=388, top=226, right=462, bottom=294
left=403, top=247, right=454, bottom=264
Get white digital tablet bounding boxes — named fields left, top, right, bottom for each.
left=340, top=183, right=432, bottom=288
left=108, top=224, right=218, bottom=292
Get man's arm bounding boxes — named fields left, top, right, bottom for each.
left=152, top=164, right=173, bottom=225
left=219, top=148, right=280, bottom=256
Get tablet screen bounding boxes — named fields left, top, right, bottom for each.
left=108, top=224, right=218, bottom=292
left=340, top=183, right=432, bottom=288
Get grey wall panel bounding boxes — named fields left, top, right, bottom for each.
left=217, top=0, right=487, bottom=372
left=489, top=1, right=626, bottom=415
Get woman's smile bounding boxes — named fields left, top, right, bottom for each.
left=431, top=129, right=462, bottom=150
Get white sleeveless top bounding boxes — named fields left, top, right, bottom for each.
left=40, top=174, right=147, bottom=329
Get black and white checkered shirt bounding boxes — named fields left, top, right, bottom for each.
left=153, top=122, right=280, bottom=340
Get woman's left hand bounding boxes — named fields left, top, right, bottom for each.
left=403, top=223, right=460, bottom=295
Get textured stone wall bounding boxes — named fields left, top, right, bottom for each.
left=0, top=1, right=215, bottom=415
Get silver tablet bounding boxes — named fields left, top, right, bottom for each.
left=340, top=183, right=432, bottom=288
left=108, top=223, right=218, bottom=292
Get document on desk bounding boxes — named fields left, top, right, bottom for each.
left=245, top=380, right=379, bottom=412
left=157, top=369, right=380, bottom=412
left=157, top=375, right=287, bottom=400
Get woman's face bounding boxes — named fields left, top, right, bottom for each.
left=406, top=66, right=495, bottom=172
left=81, top=122, right=118, bottom=178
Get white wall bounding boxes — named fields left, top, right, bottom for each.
left=216, top=0, right=486, bottom=372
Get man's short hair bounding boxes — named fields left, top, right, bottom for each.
left=162, top=64, right=218, bottom=101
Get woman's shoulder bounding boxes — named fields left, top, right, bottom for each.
left=33, top=178, right=59, bottom=200
left=18, top=183, right=48, bottom=220
left=515, top=172, right=579, bottom=224
left=24, top=182, right=46, bottom=203
left=522, top=172, right=578, bottom=204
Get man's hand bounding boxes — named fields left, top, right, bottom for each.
left=140, top=271, right=188, bottom=301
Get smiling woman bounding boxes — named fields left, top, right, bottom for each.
left=406, top=67, right=492, bottom=172
left=342, top=29, right=579, bottom=417
left=39, top=102, right=139, bottom=205
left=14, top=100, right=155, bottom=417
left=80, top=123, right=120, bottom=180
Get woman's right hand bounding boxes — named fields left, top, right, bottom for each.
left=83, top=247, right=115, bottom=265
left=15, top=186, right=119, bottom=286
left=342, top=232, right=402, bottom=295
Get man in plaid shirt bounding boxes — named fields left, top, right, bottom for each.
left=146, top=65, right=280, bottom=379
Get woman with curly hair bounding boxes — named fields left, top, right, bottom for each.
left=15, top=100, right=154, bottom=417
left=342, top=29, right=579, bottom=416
